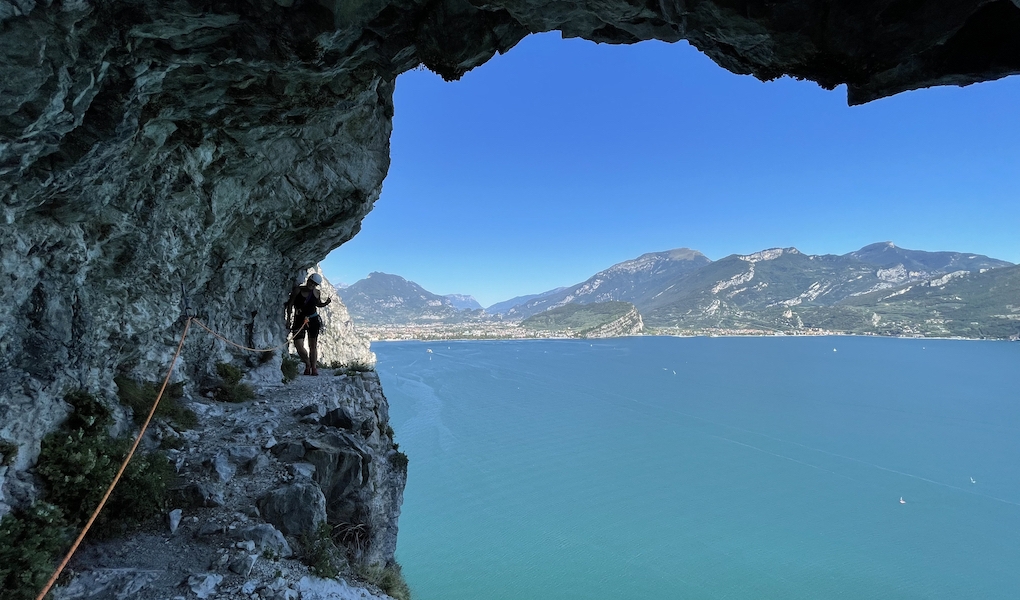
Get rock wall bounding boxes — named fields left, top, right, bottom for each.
left=583, top=306, right=644, bottom=338
left=2, top=0, right=1020, bottom=523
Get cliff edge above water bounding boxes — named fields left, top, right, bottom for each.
left=51, top=370, right=407, bottom=600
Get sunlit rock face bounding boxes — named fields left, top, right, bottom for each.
left=294, top=266, right=376, bottom=370
left=2, top=0, right=1019, bottom=517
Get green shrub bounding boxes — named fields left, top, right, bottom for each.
left=281, top=355, right=300, bottom=383
left=0, top=440, right=17, bottom=466
left=0, top=502, right=72, bottom=600
left=216, top=362, right=244, bottom=385
left=357, top=563, right=412, bottom=600
left=114, top=375, right=196, bottom=430
left=36, top=391, right=176, bottom=537
left=300, top=522, right=345, bottom=579
left=389, top=449, right=409, bottom=471
left=159, top=434, right=185, bottom=451
left=333, top=360, right=375, bottom=376
left=214, top=362, right=255, bottom=403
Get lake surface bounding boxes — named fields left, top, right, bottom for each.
left=376, top=336, right=1020, bottom=600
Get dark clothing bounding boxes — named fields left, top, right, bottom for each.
left=286, top=283, right=329, bottom=341
left=292, top=314, right=321, bottom=341
left=289, top=285, right=321, bottom=319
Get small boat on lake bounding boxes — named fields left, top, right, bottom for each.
left=899, top=497, right=906, bottom=504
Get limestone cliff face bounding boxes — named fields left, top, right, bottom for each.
left=2, top=0, right=1020, bottom=520
left=582, top=307, right=644, bottom=339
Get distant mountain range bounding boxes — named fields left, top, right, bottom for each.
left=444, top=294, right=483, bottom=310
left=338, top=272, right=471, bottom=325
left=334, top=243, right=1019, bottom=338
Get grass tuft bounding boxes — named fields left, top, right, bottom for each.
left=300, top=521, right=345, bottom=579
left=114, top=375, right=196, bottom=430
left=281, top=354, right=300, bottom=383
left=214, top=362, right=255, bottom=403
left=331, top=360, right=375, bottom=376
left=357, top=563, right=412, bottom=600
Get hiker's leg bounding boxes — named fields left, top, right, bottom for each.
left=308, top=317, right=321, bottom=375
left=293, top=328, right=310, bottom=374
left=309, top=338, right=319, bottom=376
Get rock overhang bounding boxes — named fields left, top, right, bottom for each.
left=2, top=0, right=1020, bottom=514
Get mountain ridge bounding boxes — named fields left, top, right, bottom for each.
left=333, top=243, right=1017, bottom=338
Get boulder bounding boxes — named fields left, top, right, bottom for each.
left=257, top=482, right=327, bottom=537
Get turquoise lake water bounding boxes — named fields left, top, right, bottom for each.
left=376, top=337, right=1020, bottom=599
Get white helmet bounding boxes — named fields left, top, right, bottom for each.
left=308, top=273, right=323, bottom=285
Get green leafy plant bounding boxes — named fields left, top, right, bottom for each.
left=0, top=502, right=72, bottom=600
left=36, top=391, right=176, bottom=537
left=332, top=360, right=375, bottom=376
left=357, top=563, right=412, bottom=600
left=114, top=375, right=196, bottom=430
left=300, top=521, right=345, bottom=579
left=214, top=362, right=255, bottom=403
left=0, top=440, right=17, bottom=466
left=388, top=448, right=409, bottom=471
left=281, top=354, right=300, bottom=383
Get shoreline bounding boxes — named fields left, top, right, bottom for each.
left=364, top=331, right=1014, bottom=344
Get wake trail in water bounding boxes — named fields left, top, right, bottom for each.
left=385, top=347, right=1020, bottom=508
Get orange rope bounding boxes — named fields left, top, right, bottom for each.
left=191, top=317, right=305, bottom=353
left=35, top=317, right=194, bottom=600
left=34, top=314, right=298, bottom=599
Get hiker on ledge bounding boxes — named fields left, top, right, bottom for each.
left=285, top=273, right=331, bottom=376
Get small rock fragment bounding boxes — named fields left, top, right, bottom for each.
left=250, top=453, right=272, bottom=472
left=237, top=524, right=293, bottom=558
left=289, top=462, right=315, bottom=479
left=181, top=482, right=225, bottom=507
left=229, top=553, right=257, bottom=576
left=212, top=452, right=236, bottom=482
left=187, top=573, right=223, bottom=599
left=197, top=521, right=227, bottom=536
left=169, top=508, right=183, bottom=534
left=271, top=441, right=305, bottom=462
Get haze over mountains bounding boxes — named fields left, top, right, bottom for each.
left=335, top=243, right=1019, bottom=339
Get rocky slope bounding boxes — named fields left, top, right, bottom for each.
left=800, top=263, right=1020, bottom=338
left=52, top=370, right=407, bottom=600
left=338, top=272, right=471, bottom=325
left=443, top=294, right=482, bottom=311
left=505, top=248, right=711, bottom=320
left=521, top=301, right=644, bottom=338
left=639, top=246, right=1016, bottom=332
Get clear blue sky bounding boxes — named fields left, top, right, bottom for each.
left=322, top=33, right=1020, bottom=308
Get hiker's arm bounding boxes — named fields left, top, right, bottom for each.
left=315, top=291, right=332, bottom=307
left=284, top=290, right=297, bottom=322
